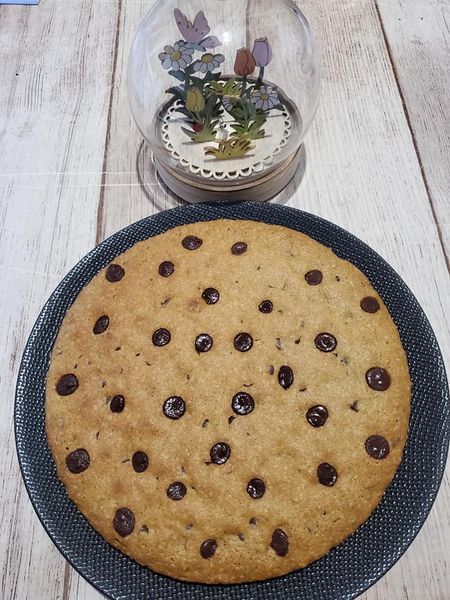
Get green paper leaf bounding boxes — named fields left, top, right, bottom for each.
left=204, top=70, right=220, bottom=82
left=168, top=70, right=186, bottom=82
left=247, top=101, right=257, bottom=117
left=231, top=107, right=245, bottom=120
left=166, top=86, right=185, bottom=101
left=181, top=125, right=195, bottom=140
left=174, top=106, right=192, bottom=118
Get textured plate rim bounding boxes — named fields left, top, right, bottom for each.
left=15, top=202, right=450, bottom=600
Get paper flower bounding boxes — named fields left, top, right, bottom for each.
left=251, top=86, right=279, bottom=111
left=223, top=95, right=239, bottom=112
left=158, top=41, right=194, bottom=71
left=186, top=87, right=206, bottom=113
left=192, top=53, right=225, bottom=73
left=252, top=37, right=273, bottom=68
left=234, top=48, right=256, bottom=77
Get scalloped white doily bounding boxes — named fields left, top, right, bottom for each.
left=160, top=100, right=292, bottom=181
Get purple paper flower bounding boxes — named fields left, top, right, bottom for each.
left=252, top=37, right=273, bottom=68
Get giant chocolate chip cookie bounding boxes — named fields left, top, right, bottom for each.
left=46, top=219, right=410, bottom=583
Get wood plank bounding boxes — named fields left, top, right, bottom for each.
left=0, top=1, right=118, bottom=599
left=94, top=0, right=176, bottom=246
left=376, top=0, right=450, bottom=262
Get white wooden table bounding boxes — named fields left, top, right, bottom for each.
left=1, top=0, right=449, bottom=598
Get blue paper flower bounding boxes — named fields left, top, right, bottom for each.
left=250, top=86, right=279, bottom=111
left=192, top=53, right=225, bottom=74
left=158, top=41, right=194, bottom=71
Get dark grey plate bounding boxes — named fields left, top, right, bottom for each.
left=15, top=202, right=449, bottom=600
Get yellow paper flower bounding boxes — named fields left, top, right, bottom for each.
left=186, top=87, right=205, bottom=113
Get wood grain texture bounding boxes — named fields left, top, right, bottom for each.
left=376, top=0, right=450, bottom=263
left=0, top=0, right=448, bottom=598
left=0, top=1, right=118, bottom=599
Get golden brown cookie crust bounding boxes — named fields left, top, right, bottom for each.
left=46, top=219, right=410, bottom=583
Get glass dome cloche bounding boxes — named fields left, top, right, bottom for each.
left=128, top=0, right=320, bottom=202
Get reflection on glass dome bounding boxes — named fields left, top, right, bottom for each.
left=128, top=0, right=320, bottom=201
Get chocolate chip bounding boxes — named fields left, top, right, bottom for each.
left=163, top=396, right=186, bottom=420
left=249, top=517, right=258, bottom=525
left=231, top=242, right=247, bottom=255
left=259, top=300, right=273, bottom=313
left=210, top=442, right=231, bottom=464
left=140, top=525, right=149, bottom=533
left=200, top=539, right=217, bottom=559
left=132, top=451, right=149, bottom=473
left=315, top=333, right=337, bottom=352
left=317, top=463, right=338, bottom=486
left=110, top=394, right=125, bottom=413
left=66, top=449, right=89, bottom=473
left=202, top=418, right=209, bottom=428
left=182, top=235, right=202, bottom=250
left=56, top=374, right=79, bottom=396
left=350, top=400, right=359, bottom=412
left=238, top=533, right=245, bottom=541
left=167, top=481, right=187, bottom=500
left=232, top=392, right=254, bottom=415
left=278, top=366, right=294, bottom=389
left=268, top=365, right=274, bottom=375
left=202, top=288, right=220, bottom=305
left=152, top=328, right=171, bottom=347
left=306, top=405, right=328, bottom=427
left=247, top=478, right=266, bottom=499
left=234, top=332, right=253, bottom=352
left=195, top=333, right=213, bottom=353
left=159, top=261, right=175, bottom=277
left=271, top=528, right=289, bottom=557
left=106, top=264, right=124, bottom=282
left=305, top=270, right=322, bottom=285
left=93, top=315, right=109, bottom=335
left=113, top=507, right=135, bottom=537
left=228, top=415, right=235, bottom=424
left=366, top=367, right=391, bottom=391
left=361, top=296, right=380, bottom=313
left=365, top=435, right=390, bottom=459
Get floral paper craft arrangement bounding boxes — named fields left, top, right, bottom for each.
left=158, top=9, right=284, bottom=159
